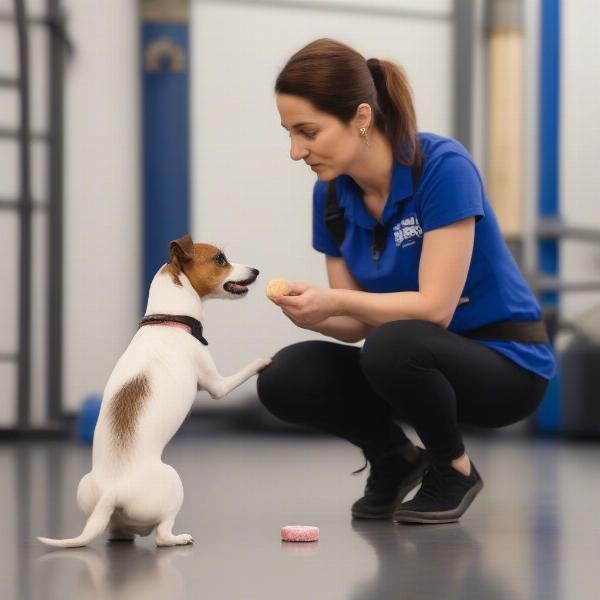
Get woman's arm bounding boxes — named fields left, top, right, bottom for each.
left=332, top=217, right=475, bottom=328
left=308, top=316, right=372, bottom=343
left=276, top=217, right=475, bottom=332
left=306, top=256, right=374, bottom=343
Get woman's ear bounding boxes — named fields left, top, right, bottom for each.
left=352, top=102, right=373, bottom=131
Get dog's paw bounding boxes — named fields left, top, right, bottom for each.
left=156, top=533, right=194, bottom=547
left=253, top=357, right=272, bottom=374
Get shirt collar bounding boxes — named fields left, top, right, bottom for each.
left=335, top=161, right=414, bottom=229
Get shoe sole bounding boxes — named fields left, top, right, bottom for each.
left=392, top=479, right=484, bottom=524
left=351, top=460, right=431, bottom=520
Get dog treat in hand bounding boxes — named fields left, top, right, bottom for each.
left=266, top=278, right=291, bottom=299
left=281, top=525, right=320, bottom=542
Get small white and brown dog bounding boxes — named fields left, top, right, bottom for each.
left=38, top=234, right=271, bottom=548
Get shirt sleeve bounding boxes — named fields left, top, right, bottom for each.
left=312, top=180, right=343, bottom=257
left=418, top=153, right=485, bottom=233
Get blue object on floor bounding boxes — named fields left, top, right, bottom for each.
left=77, top=394, right=102, bottom=444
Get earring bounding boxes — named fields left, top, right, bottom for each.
left=360, top=127, right=370, bottom=147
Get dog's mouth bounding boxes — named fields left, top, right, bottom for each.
left=224, top=277, right=255, bottom=295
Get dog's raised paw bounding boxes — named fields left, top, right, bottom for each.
left=180, top=534, right=194, bottom=545
left=253, top=357, right=272, bottom=373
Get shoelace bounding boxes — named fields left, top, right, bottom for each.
left=350, top=457, right=391, bottom=493
left=364, top=466, right=392, bottom=492
left=351, top=449, right=418, bottom=492
left=351, top=447, right=405, bottom=476
left=351, top=457, right=368, bottom=475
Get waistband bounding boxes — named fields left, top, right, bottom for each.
left=458, top=320, right=549, bottom=344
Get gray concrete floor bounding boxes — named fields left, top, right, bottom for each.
left=1, top=426, right=599, bottom=600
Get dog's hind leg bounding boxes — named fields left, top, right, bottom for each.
left=154, top=516, right=194, bottom=547
left=150, top=464, right=194, bottom=547
left=77, top=472, right=99, bottom=517
left=119, top=463, right=193, bottom=547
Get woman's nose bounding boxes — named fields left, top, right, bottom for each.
left=290, top=138, right=308, bottom=161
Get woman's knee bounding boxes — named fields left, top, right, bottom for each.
left=257, top=342, right=302, bottom=406
left=256, top=341, right=324, bottom=419
left=360, top=319, right=441, bottom=381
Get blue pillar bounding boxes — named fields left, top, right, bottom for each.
left=535, top=0, right=561, bottom=432
left=140, top=2, right=190, bottom=307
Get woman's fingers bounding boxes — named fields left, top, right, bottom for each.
left=287, top=281, right=311, bottom=295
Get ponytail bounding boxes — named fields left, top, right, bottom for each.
left=367, top=58, right=421, bottom=167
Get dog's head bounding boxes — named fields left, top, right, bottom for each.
left=163, top=234, right=259, bottom=299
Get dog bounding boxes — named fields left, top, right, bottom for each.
left=38, top=234, right=271, bottom=547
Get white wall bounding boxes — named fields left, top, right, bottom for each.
left=560, top=0, right=600, bottom=320
left=190, top=0, right=454, bottom=407
left=60, top=0, right=141, bottom=412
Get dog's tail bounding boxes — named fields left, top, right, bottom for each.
left=37, top=490, right=116, bottom=548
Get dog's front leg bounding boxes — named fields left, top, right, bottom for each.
left=198, top=355, right=271, bottom=400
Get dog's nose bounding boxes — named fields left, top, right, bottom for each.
left=251, top=268, right=259, bottom=277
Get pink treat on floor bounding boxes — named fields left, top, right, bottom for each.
left=281, top=525, right=320, bottom=542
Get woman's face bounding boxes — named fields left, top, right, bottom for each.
left=276, top=93, right=366, bottom=181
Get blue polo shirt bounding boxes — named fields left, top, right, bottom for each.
left=312, top=132, right=556, bottom=380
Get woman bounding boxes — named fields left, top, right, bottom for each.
left=257, top=38, right=555, bottom=524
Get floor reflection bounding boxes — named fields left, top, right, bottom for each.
left=36, top=543, right=194, bottom=600
left=348, top=520, right=513, bottom=600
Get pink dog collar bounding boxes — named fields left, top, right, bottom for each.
left=138, top=314, right=208, bottom=345
left=142, top=321, right=191, bottom=334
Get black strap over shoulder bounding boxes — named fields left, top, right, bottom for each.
left=325, top=161, right=423, bottom=251
left=325, top=181, right=347, bottom=249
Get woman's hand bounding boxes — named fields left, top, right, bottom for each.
left=269, top=282, right=339, bottom=329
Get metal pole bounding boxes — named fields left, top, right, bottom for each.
left=15, top=0, right=32, bottom=431
left=46, top=0, right=66, bottom=425
left=453, top=0, right=475, bottom=151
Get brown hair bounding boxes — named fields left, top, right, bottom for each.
left=275, top=38, right=421, bottom=167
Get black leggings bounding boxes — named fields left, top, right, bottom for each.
left=257, top=320, right=549, bottom=463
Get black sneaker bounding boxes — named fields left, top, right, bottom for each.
left=351, top=446, right=431, bottom=519
left=393, top=460, right=484, bottom=524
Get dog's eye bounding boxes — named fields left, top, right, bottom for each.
left=214, top=253, right=228, bottom=267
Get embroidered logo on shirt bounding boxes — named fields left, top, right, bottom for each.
left=393, top=215, right=423, bottom=248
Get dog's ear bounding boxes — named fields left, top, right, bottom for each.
left=169, top=235, right=194, bottom=264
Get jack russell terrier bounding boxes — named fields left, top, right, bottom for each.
left=38, top=234, right=271, bottom=548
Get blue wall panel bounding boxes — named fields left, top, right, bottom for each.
left=535, top=0, right=561, bottom=432
left=141, top=22, right=190, bottom=305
